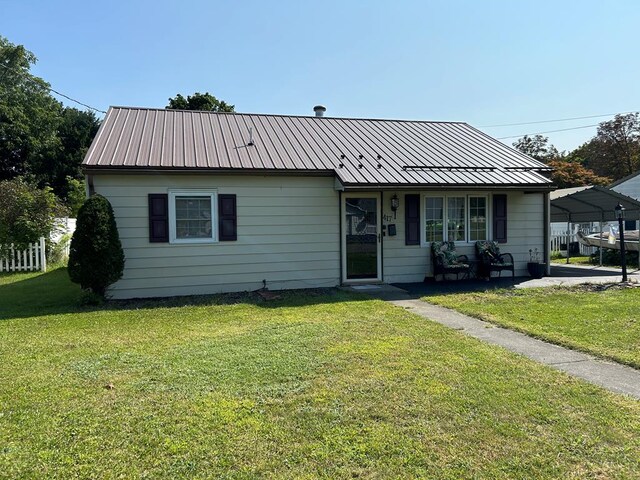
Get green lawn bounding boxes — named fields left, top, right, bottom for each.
left=551, top=255, right=593, bottom=265
left=1, top=270, right=640, bottom=478
left=425, top=286, right=640, bottom=368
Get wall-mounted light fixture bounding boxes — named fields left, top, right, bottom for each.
left=391, top=194, right=399, bottom=219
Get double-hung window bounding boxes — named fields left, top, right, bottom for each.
left=424, top=195, right=488, bottom=244
left=469, top=196, right=488, bottom=242
left=169, top=190, right=217, bottom=243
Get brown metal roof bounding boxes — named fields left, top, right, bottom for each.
left=83, top=107, right=553, bottom=187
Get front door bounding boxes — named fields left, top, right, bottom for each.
left=342, top=194, right=382, bottom=282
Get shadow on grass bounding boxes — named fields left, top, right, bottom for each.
left=0, top=268, right=369, bottom=322
left=394, top=277, right=522, bottom=298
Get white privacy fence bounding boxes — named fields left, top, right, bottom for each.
left=0, top=237, right=47, bottom=272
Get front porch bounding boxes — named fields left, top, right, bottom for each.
left=345, top=263, right=639, bottom=299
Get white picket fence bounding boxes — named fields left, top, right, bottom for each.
left=0, top=237, right=47, bottom=273
left=550, top=231, right=597, bottom=256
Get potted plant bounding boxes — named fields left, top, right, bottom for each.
left=527, top=248, right=546, bottom=278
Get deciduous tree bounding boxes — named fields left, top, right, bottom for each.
left=0, top=177, right=67, bottom=248
left=582, top=113, right=640, bottom=180
left=546, top=159, right=611, bottom=188
left=512, top=134, right=559, bottom=162
left=0, top=36, right=62, bottom=180
left=33, top=107, right=101, bottom=197
left=166, top=92, right=234, bottom=112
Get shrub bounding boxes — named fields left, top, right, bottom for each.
left=68, top=195, right=124, bottom=297
left=590, top=248, right=639, bottom=267
left=48, top=232, right=72, bottom=266
left=0, top=177, right=67, bottom=249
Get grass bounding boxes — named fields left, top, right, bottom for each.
left=425, top=285, right=640, bottom=368
left=1, top=270, right=639, bottom=478
left=551, top=255, right=593, bottom=265
left=550, top=253, right=640, bottom=269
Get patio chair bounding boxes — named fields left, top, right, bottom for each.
left=431, top=241, right=471, bottom=281
left=475, top=240, right=515, bottom=280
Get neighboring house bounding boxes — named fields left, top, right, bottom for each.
left=611, top=171, right=640, bottom=230
left=82, top=106, right=554, bottom=299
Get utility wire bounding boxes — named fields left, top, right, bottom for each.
left=496, top=123, right=601, bottom=140
left=0, top=62, right=107, bottom=114
left=481, top=110, right=638, bottom=127
left=47, top=87, right=107, bottom=114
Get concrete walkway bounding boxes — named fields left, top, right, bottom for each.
left=519, top=263, right=640, bottom=288
left=351, top=284, right=640, bottom=400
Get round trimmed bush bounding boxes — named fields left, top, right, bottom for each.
left=68, top=195, right=125, bottom=297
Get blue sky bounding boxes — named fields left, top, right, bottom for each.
left=2, top=0, right=639, bottom=151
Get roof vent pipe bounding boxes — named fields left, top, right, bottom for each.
left=313, top=105, right=326, bottom=117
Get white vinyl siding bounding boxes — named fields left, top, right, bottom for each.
left=93, top=175, right=340, bottom=299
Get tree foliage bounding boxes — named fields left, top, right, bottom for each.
left=512, top=135, right=559, bottom=162
left=166, top=92, right=234, bottom=112
left=39, top=107, right=101, bottom=197
left=65, top=175, right=86, bottom=217
left=68, top=195, right=124, bottom=297
left=0, top=36, right=101, bottom=198
left=546, top=159, right=611, bottom=188
left=581, top=114, right=640, bottom=180
left=0, top=36, right=62, bottom=181
left=0, top=177, right=67, bottom=248
left=514, top=134, right=614, bottom=188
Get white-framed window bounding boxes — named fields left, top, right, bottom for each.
left=425, top=197, right=444, bottom=243
left=423, top=194, right=489, bottom=244
left=469, top=196, right=488, bottom=242
left=169, top=190, right=217, bottom=243
left=447, top=196, right=466, bottom=242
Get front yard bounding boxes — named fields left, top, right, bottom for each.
left=426, top=285, right=640, bottom=368
left=1, top=270, right=639, bottom=478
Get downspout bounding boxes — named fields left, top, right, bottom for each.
left=86, top=174, right=95, bottom=197
left=544, top=192, right=551, bottom=275
left=380, top=190, right=384, bottom=283
left=339, top=190, right=343, bottom=285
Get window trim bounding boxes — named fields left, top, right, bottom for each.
left=421, top=193, right=490, bottom=246
left=168, top=189, right=218, bottom=244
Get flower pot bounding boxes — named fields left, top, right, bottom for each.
left=527, top=262, right=546, bottom=279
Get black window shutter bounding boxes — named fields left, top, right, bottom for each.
left=405, top=194, right=420, bottom=245
left=218, top=194, right=237, bottom=241
left=148, top=194, right=169, bottom=243
left=493, top=194, right=508, bottom=243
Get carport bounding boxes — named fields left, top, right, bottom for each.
left=550, top=185, right=640, bottom=266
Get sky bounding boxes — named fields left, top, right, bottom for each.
left=2, top=0, right=639, bottom=151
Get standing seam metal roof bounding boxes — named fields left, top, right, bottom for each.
left=83, top=107, right=553, bottom=187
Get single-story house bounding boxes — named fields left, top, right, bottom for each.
left=82, top=106, right=554, bottom=299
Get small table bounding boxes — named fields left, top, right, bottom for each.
left=467, top=260, right=483, bottom=279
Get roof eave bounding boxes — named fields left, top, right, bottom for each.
left=82, top=165, right=336, bottom=177
left=337, top=182, right=555, bottom=191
